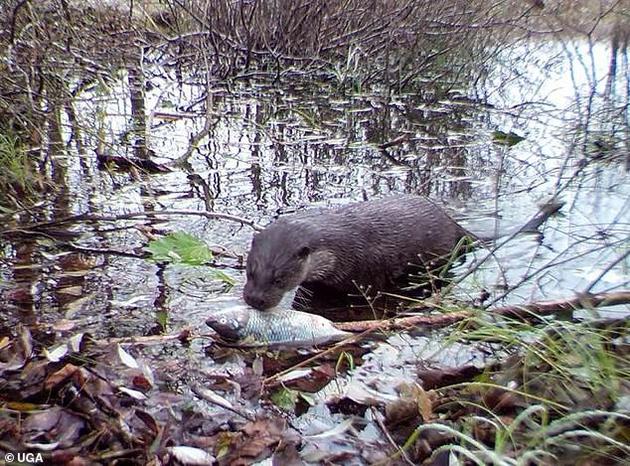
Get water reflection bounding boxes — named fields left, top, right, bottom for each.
left=0, top=38, right=628, bottom=337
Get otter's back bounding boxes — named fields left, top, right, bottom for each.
left=293, top=195, right=470, bottom=291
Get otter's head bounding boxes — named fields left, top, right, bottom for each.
left=243, top=222, right=312, bottom=310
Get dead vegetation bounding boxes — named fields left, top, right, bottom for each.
left=5, top=0, right=625, bottom=144
left=1, top=0, right=627, bottom=155
left=0, top=1, right=629, bottom=465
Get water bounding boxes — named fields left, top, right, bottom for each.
left=1, top=37, right=628, bottom=358
left=0, top=22, right=628, bottom=463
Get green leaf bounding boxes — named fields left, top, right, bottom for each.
left=147, top=232, right=214, bottom=266
left=270, top=386, right=299, bottom=411
left=212, top=270, right=237, bottom=286
left=492, top=130, right=525, bottom=146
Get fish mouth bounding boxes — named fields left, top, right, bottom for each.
left=205, top=309, right=248, bottom=341
left=206, top=305, right=353, bottom=348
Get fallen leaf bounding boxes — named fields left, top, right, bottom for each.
left=240, top=418, right=285, bottom=457
left=135, top=409, right=159, bottom=435
left=18, top=324, right=34, bottom=360
left=139, top=361, right=155, bottom=386
left=272, top=435, right=304, bottom=466
left=57, top=285, right=83, bottom=297
left=303, top=419, right=354, bottom=440
left=63, top=294, right=94, bottom=318
left=119, top=386, right=148, bottom=400
left=132, top=375, right=153, bottom=392
left=23, top=407, right=85, bottom=448
left=23, top=441, right=60, bottom=451
left=44, top=344, right=68, bottom=362
left=68, top=333, right=85, bottom=352
left=167, top=446, right=214, bottom=465
left=117, top=344, right=139, bottom=369
left=397, top=382, right=434, bottom=422
left=110, top=295, right=150, bottom=307
left=252, top=355, right=264, bottom=376
left=384, top=398, right=419, bottom=429
left=284, top=365, right=335, bottom=393
left=4, top=401, right=43, bottom=411
left=417, top=363, right=483, bottom=390
left=147, top=232, right=214, bottom=265
left=193, top=385, right=234, bottom=411
left=0, top=336, right=10, bottom=350
left=270, top=387, right=298, bottom=411
left=51, top=320, right=77, bottom=332
left=45, top=364, right=82, bottom=390
left=220, top=418, right=286, bottom=465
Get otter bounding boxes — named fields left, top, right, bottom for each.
left=243, top=194, right=473, bottom=311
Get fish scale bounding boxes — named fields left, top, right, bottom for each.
left=206, top=305, right=352, bottom=347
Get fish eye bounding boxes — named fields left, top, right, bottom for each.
left=219, top=317, right=227, bottom=324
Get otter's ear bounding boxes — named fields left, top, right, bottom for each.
left=296, top=246, right=310, bottom=259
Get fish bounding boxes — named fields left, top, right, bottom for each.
left=205, top=305, right=352, bottom=347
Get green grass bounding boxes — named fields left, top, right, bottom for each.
left=391, top=315, right=630, bottom=464
left=0, top=132, right=37, bottom=206
left=450, top=316, right=628, bottom=401
left=399, top=406, right=629, bottom=465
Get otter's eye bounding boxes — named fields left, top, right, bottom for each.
left=296, top=246, right=310, bottom=259
left=272, top=276, right=284, bottom=287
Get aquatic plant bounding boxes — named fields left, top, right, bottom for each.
left=147, top=231, right=236, bottom=286
left=399, top=404, right=629, bottom=465
left=147, top=231, right=215, bottom=266
left=0, top=132, right=37, bottom=207
left=395, top=315, right=630, bottom=464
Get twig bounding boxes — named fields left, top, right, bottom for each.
left=1, top=209, right=264, bottom=234
left=582, top=249, right=630, bottom=294
left=263, top=330, right=375, bottom=386
left=334, top=311, right=470, bottom=333
left=455, top=196, right=565, bottom=291
left=492, top=290, right=630, bottom=319
left=94, top=331, right=200, bottom=346
left=484, top=237, right=625, bottom=309
left=87, top=210, right=263, bottom=231
left=67, top=242, right=147, bottom=258
left=191, top=383, right=256, bottom=422
left=333, top=290, right=630, bottom=333
left=371, top=406, right=416, bottom=466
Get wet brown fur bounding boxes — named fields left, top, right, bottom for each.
left=243, top=195, right=472, bottom=310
